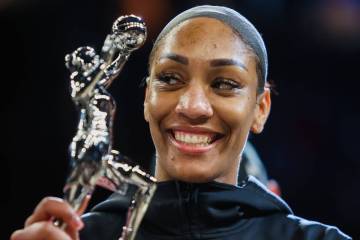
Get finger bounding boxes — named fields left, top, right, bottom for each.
left=25, top=197, right=83, bottom=230
left=11, top=222, right=72, bottom=240
left=65, top=223, right=80, bottom=240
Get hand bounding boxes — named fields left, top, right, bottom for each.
left=10, top=196, right=89, bottom=240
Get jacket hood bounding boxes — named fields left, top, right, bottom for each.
left=91, top=176, right=292, bottom=237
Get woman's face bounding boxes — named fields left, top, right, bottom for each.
left=145, top=17, right=270, bottom=184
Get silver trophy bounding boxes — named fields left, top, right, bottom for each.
left=57, top=15, right=156, bottom=240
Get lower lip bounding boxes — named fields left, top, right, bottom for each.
left=168, top=134, right=218, bottom=154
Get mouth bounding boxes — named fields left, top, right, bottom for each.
left=167, top=128, right=224, bottom=154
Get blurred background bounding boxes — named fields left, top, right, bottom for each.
left=1, top=0, right=359, bottom=239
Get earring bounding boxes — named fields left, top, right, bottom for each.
left=251, top=124, right=262, bottom=134
left=251, top=125, right=258, bottom=133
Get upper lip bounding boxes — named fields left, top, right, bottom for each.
left=166, top=125, right=225, bottom=138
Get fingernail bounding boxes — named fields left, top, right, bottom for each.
left=72, top=215, right=84, bottom=230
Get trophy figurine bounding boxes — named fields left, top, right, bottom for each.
left=57, top=15, right=157, bottom=240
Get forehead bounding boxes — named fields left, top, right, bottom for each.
left=154, top=17, right=252, bottom=61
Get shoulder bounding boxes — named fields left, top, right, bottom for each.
left=269, top=213, right=352, bottom=240
left=242, top=177, right=351, bottom=240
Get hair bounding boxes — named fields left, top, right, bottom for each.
left=147, top=5, right=268, bottom=94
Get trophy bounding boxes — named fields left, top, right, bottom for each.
left=56, top=15, right=157, bottom=240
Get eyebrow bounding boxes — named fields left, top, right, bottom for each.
left=158, top=53, right=247, bottom=71
left=210, top=59, right=248, bottom=71
left=159, top=53, right=189, bottom=65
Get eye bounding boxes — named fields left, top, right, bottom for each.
left=155, top=72, right=183, bottom=87
left=157, top=72, right=180, bottom=84
left=211, top=78, right=242, bottom=91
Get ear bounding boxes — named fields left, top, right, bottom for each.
left=251, top=88, right=271, bottom=134
left=143, top=77, right=150, bottom=122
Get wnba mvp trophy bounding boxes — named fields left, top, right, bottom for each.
left=57, top=15, right=156, bottom=240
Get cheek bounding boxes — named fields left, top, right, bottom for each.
left=212, top=96, right=256, bottom=171
left=213, top=95, right=256, bottom=133
left=147, top=89, right=178, bottom=137
left=148, top=91, right=169, bottom=121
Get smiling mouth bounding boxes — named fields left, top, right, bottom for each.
left=168, top=129, right=224, bottom=152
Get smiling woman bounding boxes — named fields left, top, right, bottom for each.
left=10, top=5, right=351, bottom=240
left=144, top=16, right=270, bottom=184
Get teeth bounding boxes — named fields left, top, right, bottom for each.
left=174, top=131, right=212, bottom=145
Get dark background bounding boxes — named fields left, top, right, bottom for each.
left=1, top=0, right=359, bottom=239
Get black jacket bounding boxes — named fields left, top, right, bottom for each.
left=80, top=177, right=351, bottom=240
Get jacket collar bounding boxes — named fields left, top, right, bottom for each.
left=92, top=176, right=292, bottom=237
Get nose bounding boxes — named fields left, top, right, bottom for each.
left=175, top=83, right=213, bottom=122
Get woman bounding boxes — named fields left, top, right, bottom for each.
left=11, top=5, right=351, bottom=240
